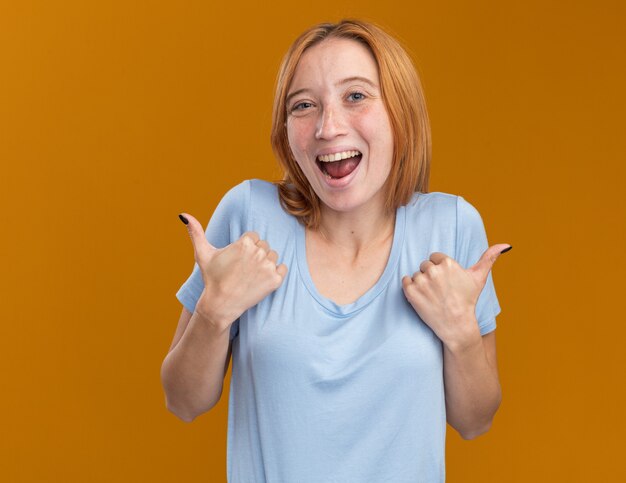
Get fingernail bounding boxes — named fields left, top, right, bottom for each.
left=178, top=214, right=189, bottom=225
left=500, top=246, right=512, bottom=254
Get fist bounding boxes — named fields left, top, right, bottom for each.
left=402, top=244, right=510, bottom=346
left=180, top=213, right=288, bottom=330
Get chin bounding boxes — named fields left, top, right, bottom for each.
left=319, top=192, right=372, bottom=214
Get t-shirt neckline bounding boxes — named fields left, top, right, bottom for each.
left=295, top=206, right=406, bottom=317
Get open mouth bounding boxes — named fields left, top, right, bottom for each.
left=316, top=150, right=362, bottom=179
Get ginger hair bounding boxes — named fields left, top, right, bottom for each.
left=271, top=19, right=431, bottom=229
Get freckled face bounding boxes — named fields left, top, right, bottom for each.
left=286, top=38, right=394, bottom=215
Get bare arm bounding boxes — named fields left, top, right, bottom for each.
left=161, top=213, right=287, bottom=423
left=403, top=243, right=510, bottom=439
left=160, top=307, right=233, bottom=422
left=443, top=329, right=501, bottom=439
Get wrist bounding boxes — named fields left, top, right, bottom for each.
left=440, top=315, right=482, bottom=353
left=192, top=309, right=234, bottom=337
left=194, top=287, right=241, bottom=331
left=194, top=303, right=238, bottom=337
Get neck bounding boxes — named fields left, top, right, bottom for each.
left=315, top=202, right=395, bottom=254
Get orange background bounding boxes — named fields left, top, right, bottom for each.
left=1, top=0, right=624, bottom=481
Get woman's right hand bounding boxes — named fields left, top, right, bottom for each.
left=180, top=213, right=288, bottom=332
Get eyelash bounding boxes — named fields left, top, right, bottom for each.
left=292, top=101, right=313, bottom=111
left=289, top=91, right=367, bottom=112
left=347, top=91, right=366, bottom=102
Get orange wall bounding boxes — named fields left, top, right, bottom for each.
left=1, top=0, right=624, bottom=481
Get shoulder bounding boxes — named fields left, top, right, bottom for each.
left=405, top=191, right=483, bottom=224
left=215, top=179, right=251, bottom=214
left=215, top=179, right=286, bottom=216
left=202, top=181, right=251, bottom=248
left=206, top=179, right=291, bottom=247
left=214, top=178, right=294, bottom=221
left=247, top=178, right=279, bottom=203
left=404, top=192, right=458, bottom=228
left=403, top=192, right=488, bottom=261
left=247, top=179, right=293, bottom=224
left=407, top=191, right=457, bottom=211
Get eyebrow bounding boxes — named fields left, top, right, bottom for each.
left=286, top=76, right=379, bottom=105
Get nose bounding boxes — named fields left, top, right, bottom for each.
left=315, top=104, right=347, bottom=140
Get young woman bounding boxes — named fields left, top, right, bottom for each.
left=161, top=19, right=511, bottom=482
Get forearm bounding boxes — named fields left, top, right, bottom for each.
left=161, top=311, right=232, bottom=422
left=442, top=325, right=501, bottom=440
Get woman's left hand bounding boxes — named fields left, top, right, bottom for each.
left=402, top=244, right=511, bottom=347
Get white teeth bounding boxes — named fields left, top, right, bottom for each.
left=317, top=150, right=361, bottom=162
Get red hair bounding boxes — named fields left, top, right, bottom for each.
left=271, top=19, right=431, bottom=229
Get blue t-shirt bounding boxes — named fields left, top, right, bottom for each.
left=176, top=179, right=500, bottom=483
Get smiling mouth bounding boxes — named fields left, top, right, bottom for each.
left=316, top=150, right=362, bottom=179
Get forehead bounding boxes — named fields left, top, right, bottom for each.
left=289, top=38, right=380, bottom=90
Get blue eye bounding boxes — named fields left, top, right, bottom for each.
left=292, top=101, right=313, bottom=111
left=348, top=92, right=365, bottom=102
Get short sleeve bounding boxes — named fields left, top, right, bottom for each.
left=455, top=196, right=501, bottom=335
left=175, top=180, right=251, bottom=341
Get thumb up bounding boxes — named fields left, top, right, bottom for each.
left=179, top=213, right=288, bottom=330
left=179, top=213, right=218, bottom=269
left=402, top=244, right=511, bottom=345
left=467, top=244, right=512, bottom=289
